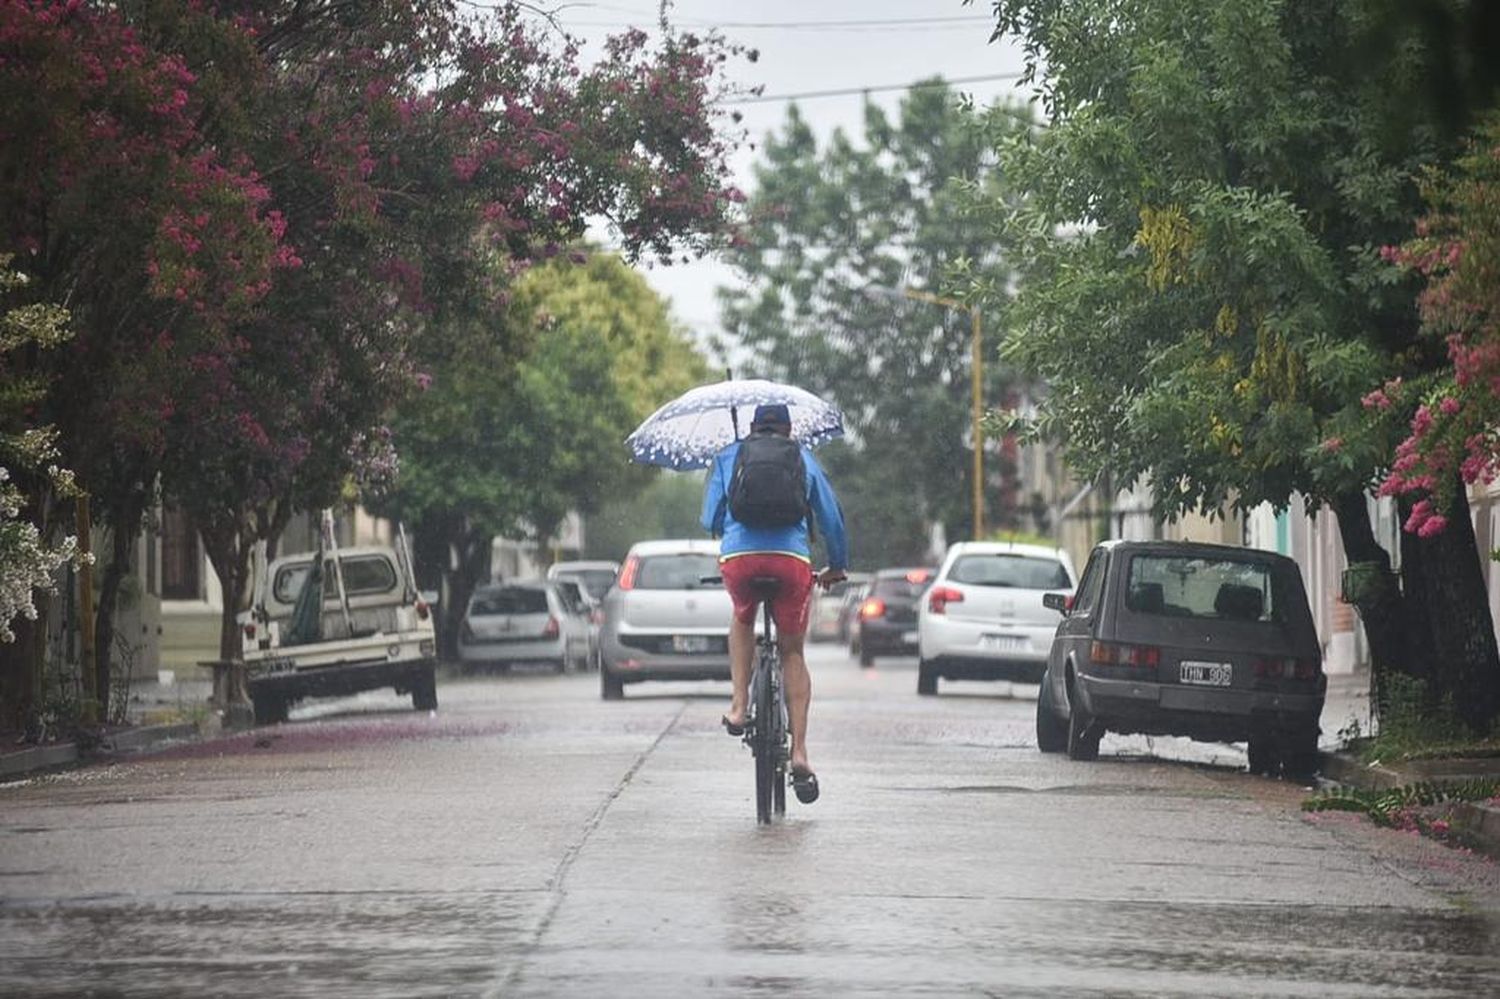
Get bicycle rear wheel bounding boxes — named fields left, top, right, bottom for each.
left=752, top=647, right=777, bottom=824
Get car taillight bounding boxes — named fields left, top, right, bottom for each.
left=415, top=600, right=430, bottom=621
left=906, top=568, right=932, bottom=584
left=859, top=597, right=887, bottom=620
left=617, top=556, right=640, bottom=591
left=1090, top=640, right=1160, bottom=669
left=591, top=608, right=603, bottom=626
left=544, top=616, right=560, bottom=638
left=1255, top=657, right=1318, bottom=680
left=242, top=622, right=256, bottom=640
left=927, top=586, right=964, bottom=614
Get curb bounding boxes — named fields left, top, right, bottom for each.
left=1, top=720, right=207, bottom=782
left=1318, top=749, right=1500, bottom=859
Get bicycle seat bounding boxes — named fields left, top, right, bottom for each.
left=748, top=575, right=783, bottom=600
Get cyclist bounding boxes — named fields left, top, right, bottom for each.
left=702, top=403, right=848, bottom=804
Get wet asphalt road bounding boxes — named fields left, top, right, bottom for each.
left=3, top=645, right=1499, bottom=998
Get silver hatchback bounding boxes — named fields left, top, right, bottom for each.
left=597, top=539, right=732, bottom=700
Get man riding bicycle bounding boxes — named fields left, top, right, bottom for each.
left=701, top=403, right=848, bottom=804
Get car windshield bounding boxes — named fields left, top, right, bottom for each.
left=470, top=587, right=549, bottom=615
left=1126, top=555, right=1281, bottom=622
left=273, top=555, right=397, bottom=604
left=950, top=554, right=1070, bottom=589
left=636, top=553, right=721, bottom=590
left=560, top=569, right=616, bottom=600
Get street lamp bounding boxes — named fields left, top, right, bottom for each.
left=865, top=285, right=984, bottom=539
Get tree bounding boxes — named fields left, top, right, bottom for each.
left=719, top=84, right=1035, bottom=554
left=1, top=1, right=746, bottom=714
left=377, top=252, right=709, bottom=654
left=977, top=0, right=1500, bottom=728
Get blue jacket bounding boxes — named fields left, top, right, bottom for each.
left=700, top=438, right=849, bottom=570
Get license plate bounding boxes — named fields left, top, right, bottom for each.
left=901, top=630, right=919, bottom=643
left=252, top=656, right=297, bottom=676
left=1180, top=660, right=1232, bottom=686
left=980, top=634, right=1027, bottom=653
left=672, top=635, right=712, bottom=653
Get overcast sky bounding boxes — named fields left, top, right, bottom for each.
left=531, top=1, right=1034, bottom=358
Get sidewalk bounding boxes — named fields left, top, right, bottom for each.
left=0, top=673, right=215, bottom=781
left=1316, top=668, right=1500, bottom=859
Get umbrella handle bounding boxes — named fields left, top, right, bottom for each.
left=725, top=367, right=741, bottom=440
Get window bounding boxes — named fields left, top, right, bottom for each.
left=873, top=576, right=932, bottom=600
left=272, top=554, right=398, bottom=604
left=160, top=507, right=201, bottom=600
left=949, top=554, right=1071, bottom=589
left=558, top=570, right=616, bottom=600
left=1125, top=555, right=1280, bottom=622
left=1071, top=550, right=1108, bottom=614
left=470, top=586, right=550, bottom=615
left=636, top=554, right=721, bottom=590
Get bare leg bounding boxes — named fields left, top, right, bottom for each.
left=725, top=614, right=755, bottom=726
left=780, top=633, right=812, bottom=773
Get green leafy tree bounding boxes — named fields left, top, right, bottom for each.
left=377, top=253, right=709, bottom=653
left=977, top=0, right=1500, bottom=728
left=718, top=84, right=1036, bottom=561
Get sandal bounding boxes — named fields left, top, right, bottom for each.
left=791, top=767, right=820, bottom=804
left=721, top=714, right=746, bottom=737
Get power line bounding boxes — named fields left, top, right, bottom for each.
left=724, top=72, right=1025, bottom=105
left=560, top=10, right=995, bottom=30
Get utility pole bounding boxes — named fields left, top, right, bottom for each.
left=902, top=289, right=984, bottom=539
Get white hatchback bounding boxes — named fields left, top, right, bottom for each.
left=916, top=541, right=1076, bottom=695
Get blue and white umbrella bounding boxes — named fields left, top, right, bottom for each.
left=626, top=378, right=845, bottom=470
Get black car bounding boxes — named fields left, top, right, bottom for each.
left=854, top=567, right=935, bottom=667
left=1036, top=540, right=1326, bottom=777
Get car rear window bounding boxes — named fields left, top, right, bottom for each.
left=561, top=570, right=616, bottom=600
left=1125, top=555, right=1281, bottom=622
left=636, top=553, right=721, bottom=590
left=873, top=577, right=930, bottom=600
left=470, top=587, right=549, bottom=615
left=949, top=554, right=1071, bottom=589
left=273, top=555, right=398, bottom=604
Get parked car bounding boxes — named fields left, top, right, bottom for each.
left=1035, top=540, right=1326, bottom=776
left=238, top=542, right=437, bottom=725
left=916, top=541, right=1076, bottom=695
left=547, top=560, right=620, bottom=602
left=808, top=572, right=869, bottom=642
left=550, top=577, right=600, bottom=668
left=839, top=575, right=873, bottom=646
left=596, top=539, right=732, bottom=700
left=457, top=580, right=591, bottom=673
left=854, top=567, right=935, bottom=667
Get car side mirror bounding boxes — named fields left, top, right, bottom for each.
left=1043, top=592, right=1071, bottom=614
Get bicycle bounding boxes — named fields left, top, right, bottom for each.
left=743, top=574, right=791, bottom=824
left=704, top=572, right=793, bottom=824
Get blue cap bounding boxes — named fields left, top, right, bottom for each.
left=751, top=403, right=791, bottom=428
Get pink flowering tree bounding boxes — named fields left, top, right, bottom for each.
left=1373, top=115, right=1500, bottom=537
left=1, top=1, right=746, bottom=714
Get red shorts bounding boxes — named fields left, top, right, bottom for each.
left=721, top=554, right=814, bottom=636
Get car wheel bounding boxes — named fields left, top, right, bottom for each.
left=251, top=691, right=288, bottom=726
left=916, top=660, right=938, bottom=696
left=1064, top=676, right=1101, bottom=761
left=859, top=648, right=875, bottom=668
left=1278, top=730, right=1320, bottom=781
left=1246, top=736, right=1280, bottom=777
left=1035, top=671, right=1067, bottom=753
left=410, top=665, right=438, bottom=712
left=600, top=666, right=624, bottom=701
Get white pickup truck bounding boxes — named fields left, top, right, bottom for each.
left=237, top=543, right=438, bottom=725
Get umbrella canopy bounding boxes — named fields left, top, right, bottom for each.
left=626, top=378, right=845, bottom=470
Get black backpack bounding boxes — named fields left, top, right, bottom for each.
left=728, top=431, right=809, bottom=528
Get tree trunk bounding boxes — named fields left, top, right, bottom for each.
left=1398, top=483, right=1500, bottom=732
left=1331, top=490, right=1419, bottom=722
left=439, top=530, right=489, bottom=662
left=0, top=606, right=44, bottom=736
left=93, top=511, right=138, bottom=721
left=196, top=516, right=253, bottom=715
